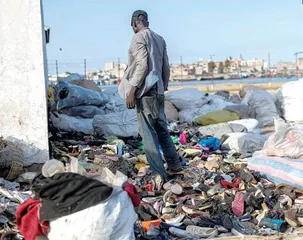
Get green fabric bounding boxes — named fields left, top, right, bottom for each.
left=194, top=110, right=240, bottom=126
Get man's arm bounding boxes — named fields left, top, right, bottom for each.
left=162, top=40, right=170, bottom=91
left=128, top=35, right=148, bottom=87
left=126, top=35, right=148, bottom=108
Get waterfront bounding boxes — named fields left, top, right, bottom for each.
left=102, top=77, right=297, bottom=93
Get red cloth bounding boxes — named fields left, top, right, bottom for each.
left=16, top=197, right=49, bottom=240
left=123, top=183, right=141, bottom=207
left=221, top=177, right=240, bottom=190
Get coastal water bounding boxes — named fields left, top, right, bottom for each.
left=101, top=77, right=297, bottom=91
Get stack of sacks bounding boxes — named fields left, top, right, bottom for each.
left=51, top=76, right=126, bottom=135
left=277, top=79, right=303, bottom=124
left=248, top=119, right=303, bottom=189
left=166, top=88, right=235, bottom=123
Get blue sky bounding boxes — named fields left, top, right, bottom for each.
left=43, top=0, right=303, bottom=74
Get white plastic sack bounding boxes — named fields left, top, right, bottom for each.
left=56, top=80, right=109, bottom=110
left=242, top=90, right=279, bottom=127
left=47, top=188, right=137, bottom=240
left=198, top=122, right=247, bottom=139
left=277, top=79, right=303, bottom=123
left=262, top=120, right=303, bottom=159
left=165, top=88, right=209, bottom=111
left=221, top=132, right=268, bottom=157
left=93, top=110, right=138, bottom=137
left=165, top=100, right=179, bottom=122
left=50, top=113, right=93, bottom=134
left=229, top=119, right=260, bottom=133
left=179, top=98, right=234, bottom=123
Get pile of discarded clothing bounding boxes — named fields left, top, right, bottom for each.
left=1, top=78, right=303, bottom=239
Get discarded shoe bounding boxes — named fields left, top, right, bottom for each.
left=182, top=205, right=202, bottom=215
left=259, top=218, right=287, bottom=232
left=186, top=225, right=218, bottom=238
left=284, top=209, right=299, bottom=228
left=171, top=184, right=183, bottom=195
left=164, top=214, right=185, bottom=226
left=232, top=192, right=245, bottom=217
left=169, top=227, right=193, bottom=238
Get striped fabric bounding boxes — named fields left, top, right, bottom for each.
left=247, top=153, right=303, bottom=189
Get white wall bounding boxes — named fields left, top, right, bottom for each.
left=0, top=0, right=49, bottom=165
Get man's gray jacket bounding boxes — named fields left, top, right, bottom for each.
left=118, top=27, right=170, bottom=99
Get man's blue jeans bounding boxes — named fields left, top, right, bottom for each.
left=136, top=94, right=181, bottom=181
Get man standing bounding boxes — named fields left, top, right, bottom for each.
left=119, top=10, right=182, bottom=181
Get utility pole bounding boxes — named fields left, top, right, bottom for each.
left=294, top=52, right=303, bottom=80
left=268, top=53, right=272, bottom=87
left=180, top=56, right=183, bottom=87
left=84, top=59, right=87, bottom=80
left=117, top=58, right=121, bottom=84
left=210, top=54, right=215, bottom=90
left=56, top=60, right=59, bottom=80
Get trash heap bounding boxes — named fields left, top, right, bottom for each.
left=0, top=77, right=302, bottom=239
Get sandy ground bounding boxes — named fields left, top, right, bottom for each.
left=168, top=81, right=286, bottom=94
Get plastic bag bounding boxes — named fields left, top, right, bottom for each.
left=55, top=80, right=109, bottom=110
left=224, top=104, right=252, bottom=119
left=93, top=110, right=138, bottom=137
left=277, top=79, right=303, bottom=123
left=42, top=159, right=87, bottom=178
left=47, top=188, right=137, bottom=240
left=239, top=85, right=263, bottom=98
left=194, top=110, right=240, bottom=126
left=179, top=98, right=234, bottom=123
left=242, top=90, right=279, bottom=127
left=229, top=119, right=259, bottom=133
left=61, top=105, right=107, bottom=118
left=165, top=88, right=209, bottom=111
left=165, top=100, right=179, bottom=122
left=93, top=168, right=128, bottom=187
left=262, top=120, right=303, bottom=159
left=50, top=113, right=93, bottom=134
left=221, top=133, right=268, bottom=157
left=198, top=122, right=247, bottom=139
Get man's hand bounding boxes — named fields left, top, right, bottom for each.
left=126, top=86, right=137, bottom=109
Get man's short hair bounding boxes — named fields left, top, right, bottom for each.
left=131, top=10, right=148, bottom=26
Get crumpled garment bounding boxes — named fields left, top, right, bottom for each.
left=123, top=183, right=141, bottom=207
left=31, top=172, right=113, bottom=221
left=16, top=197, right=49, bottom=240
left=198, top=137, right=220, bottom=151
left=179, top=132, right=187, bottom=145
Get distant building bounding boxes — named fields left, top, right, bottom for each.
left=105, top=62, right=115, bottom=71
left=239, top=59, right=264, bottom=72
left=276, top=61, right=296, bottom=72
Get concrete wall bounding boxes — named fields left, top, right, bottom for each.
left=0, top=0, right=49, bottom=165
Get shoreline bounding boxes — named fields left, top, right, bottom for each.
left=167, top=81, right=286, bottom=93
